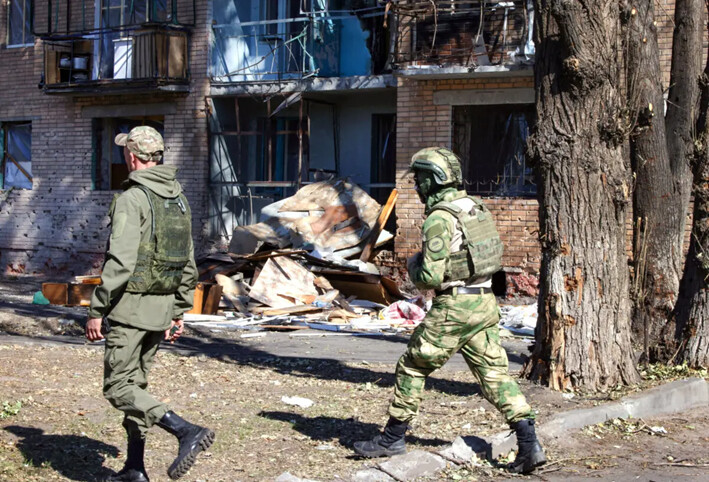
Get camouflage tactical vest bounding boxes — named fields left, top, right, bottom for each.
left=125, top=185, right=192, bottom=295
left=431, top=197, right=503, bottom=282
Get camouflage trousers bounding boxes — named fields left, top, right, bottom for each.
left=388, top=293, right=533, bottom=424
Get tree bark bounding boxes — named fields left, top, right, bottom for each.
left=524, top=0, right=640, bottom=390
left=649, top=0, right=706, bottom=364
left=657, top=11, right=709, bottom=368
left=626, top=1, right=688, bottom=358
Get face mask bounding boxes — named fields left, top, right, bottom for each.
left=414, top=172, right=432, bottom=203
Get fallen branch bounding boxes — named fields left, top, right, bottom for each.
left=653, top=462, right=709, bottom=468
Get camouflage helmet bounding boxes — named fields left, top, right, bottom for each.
left=409, top=147, right=463, bottom=188
left=115, top=126, right=164, bottom=162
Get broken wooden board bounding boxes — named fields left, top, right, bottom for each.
left=259, top=305, right=323, bottom=316
left=360, top=188, right=398, bottom=262
left=317, top=270, right=404, bottom=305
left=74, top=275, right=102, bottom=284
left=197, top=255, right=248, bottom=282
left=248, top=256, right=319, bottom=308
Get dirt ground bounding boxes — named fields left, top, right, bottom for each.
left=0, top=277, right=707, bottom=481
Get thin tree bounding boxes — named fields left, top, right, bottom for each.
left=628, top=0, right=704, bottom=359
left=524, top=0, right=640, bottom=390
left=657, top=3, right=709, bottom=367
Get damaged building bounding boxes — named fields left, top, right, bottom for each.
left=0, top=1, right=679, bottom=289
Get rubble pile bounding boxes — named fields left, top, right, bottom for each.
left=186, top=179, right=413, bottom=333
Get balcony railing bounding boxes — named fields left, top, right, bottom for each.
left=42, top=26, right=189, bottom=94
left=210, top=5, right=389, bottom=83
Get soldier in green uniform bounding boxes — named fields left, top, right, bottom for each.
left=86, top=126, right=215, bottom=481
left=354, top=147, right=545, bottom=474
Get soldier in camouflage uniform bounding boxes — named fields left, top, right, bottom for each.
left=86, top=126, right=215, bottom=481
left=354, top=147, right=545, bottom=474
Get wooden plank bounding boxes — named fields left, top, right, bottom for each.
left=42, top=283, right=68, bottom=305
left=202, top=283, right=223, bottom=315
left=360, top=188, right=398, bottom=261
left=261, top=305, right=323, bottom=316
left=75, top=275, right=101, bottom=284
left=187, top=283, right=206, bottom=314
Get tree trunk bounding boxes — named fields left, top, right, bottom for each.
left=626, top=1, right=687, bottom=358
left=658, top=16, right=709, bottom=368
left=524, top=0, right=640, bottom=390
left=650, top=0, right=706, bottom=363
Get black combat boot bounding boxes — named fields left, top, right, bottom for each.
left=508, top=419, right=546, bottom=474
left=107, top=434, right=149, bottom=482
left=156, top=411, right=215, bottom=480
left=353, top=417, right=409, bottom=458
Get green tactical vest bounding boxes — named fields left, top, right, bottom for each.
left=124, top=185, right=192, bottom=295
left=431, top=196, right=503, bottom=282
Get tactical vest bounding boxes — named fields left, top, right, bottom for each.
left=124, top=185, right=192, bottom=295
left=431, top=196, right=503, bottom=282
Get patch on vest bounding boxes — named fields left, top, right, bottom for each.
left=427, top=236, right=445, bottom=253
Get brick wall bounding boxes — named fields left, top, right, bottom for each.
left=393, top=74, right=540, bottom=271
left=0, top=0, right=212, bottom=276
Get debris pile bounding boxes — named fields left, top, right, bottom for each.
left=42, top=179, right=416, bottom=335
left=186, top=179, right=407, bottom=333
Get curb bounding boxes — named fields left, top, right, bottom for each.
left=337, top=377, right=709, bottom=482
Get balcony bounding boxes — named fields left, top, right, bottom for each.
left=210, top=0, right=390, bottom=83
left=393, top=0, right=534, bottom=71
left=36, top=0, right=194, bottom=95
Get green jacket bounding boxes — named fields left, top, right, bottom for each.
left=89, top=165, right=198, bottom=331
left=409, top=188, right=469, bottom=290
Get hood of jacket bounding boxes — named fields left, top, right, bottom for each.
left=126, top=165, right=182, bottom=198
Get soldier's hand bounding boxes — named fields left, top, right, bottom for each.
left=86, top=317, right=104, bottom=341
left=165, top=319, right=184, bottom=343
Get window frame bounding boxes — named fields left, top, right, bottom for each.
left=7, top=0, right=34, bottom=48
left=1, top=121, right=33, bottom=190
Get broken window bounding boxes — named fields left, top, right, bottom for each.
left=7, top=0, right=33, bottom=46
left=1, top=122, right=32, bottom=190
left=208, top=96, right=308, bottom=236
left=452, top=104, right=535, bottom=196
left=92, top=117, right=164, bottom=190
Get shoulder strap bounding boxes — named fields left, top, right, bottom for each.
left=132, top=184, right=156, bottom=240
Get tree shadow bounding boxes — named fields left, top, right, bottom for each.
left=173, top=331, right=484, bottom=397
left=4, top=425, right=119, bottom=481
left=258, top=411, right=450, bottom=451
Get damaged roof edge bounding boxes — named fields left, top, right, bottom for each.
left=210, top=74, right=396, bottom=96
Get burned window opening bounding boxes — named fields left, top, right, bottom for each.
left=92, top=116, right=164, bottom=191
left=452, top=104, right=535, bottom=196
left=393, top=0, right=534, bottom=68
left=1, top=122, right=32, bottom=190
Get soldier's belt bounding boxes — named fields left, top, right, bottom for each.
left=435, top=286, right=493, bottom=296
